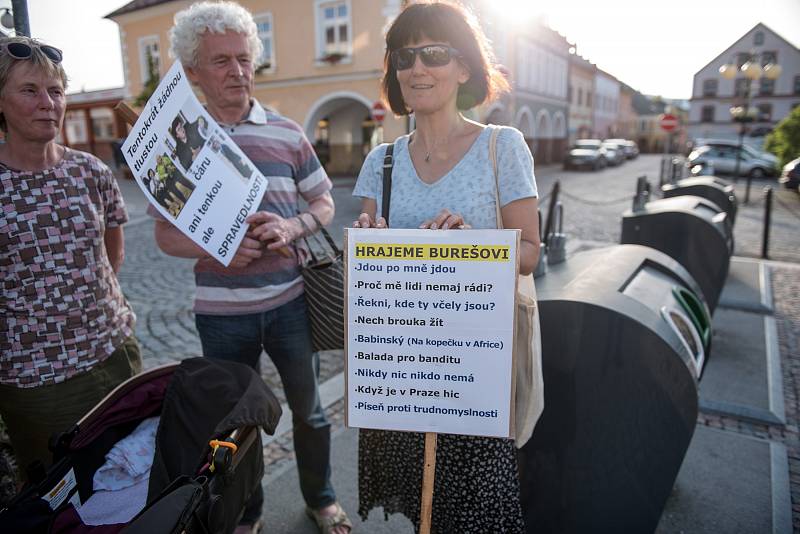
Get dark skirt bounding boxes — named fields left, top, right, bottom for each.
left=358, top=428, right=525, bottom=533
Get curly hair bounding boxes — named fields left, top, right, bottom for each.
left=382, top=1, right=509, bottom=115
left=169, top=1, right=263, bottom=68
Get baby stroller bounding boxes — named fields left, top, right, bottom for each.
left=0, top=357, right=282, bottom=533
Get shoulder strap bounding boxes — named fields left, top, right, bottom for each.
left=381, top=143, right=395, bottom=226
left=488, top=126, right=503, bottom=230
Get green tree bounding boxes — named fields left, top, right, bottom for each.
left=765, top=106, right=800, bottom=168
left=133, top=48, right=159, bottom=107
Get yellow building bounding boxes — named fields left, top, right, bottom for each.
left=107, top=0, right=408, bottom=176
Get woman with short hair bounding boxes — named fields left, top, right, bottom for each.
left=0, top=36, right=141, bottom=480
left=353, top=2, right=540, bottom=531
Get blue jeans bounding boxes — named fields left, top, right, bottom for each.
left=195, top=296, right=335, bottom=523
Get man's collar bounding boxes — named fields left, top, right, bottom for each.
left=212, top=99, right=268, bottom=127
left=240, top=99, right=268, bottom=125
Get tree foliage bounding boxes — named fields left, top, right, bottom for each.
left=765, top=106, right=800, bottom=168
left=133, top=48, right=160, bottom=108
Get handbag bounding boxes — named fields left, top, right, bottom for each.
left=488, top=126, right=545, bottom=447
left=297, top=212, right=345, bottom=352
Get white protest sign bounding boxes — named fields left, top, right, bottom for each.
left=345, top=228, right=519, bottom=438
left=121, top=61, right=267, bottom=266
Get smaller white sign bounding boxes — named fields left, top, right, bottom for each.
left=121, top=61, right=268, bottom=266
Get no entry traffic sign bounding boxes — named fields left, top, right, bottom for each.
left=660, top=113, right=678, bottom=132
left=371, top=101, right=387, bottom=124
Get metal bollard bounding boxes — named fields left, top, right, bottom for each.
left=633, top=176, right=650, bottom=212
left=534, top=242, right=548, bottom=278
left=534, top=209, right=547, bottom=278
left=547, top=202, right=567, bottom=265
left=762, top=186, right=773, bottom=259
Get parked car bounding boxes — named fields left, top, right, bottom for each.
left=779, top=157, right=800, bottom=190
left=564, top=139, right=607, bottom=171
left=605, top=138, right=639, bottom=159
left=693, top=138, right=779, bottom=168
left=687, top=145, right=777, bottom=178
left=601, top=141, right=626, bottom=166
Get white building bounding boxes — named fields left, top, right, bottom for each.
left=479, top=12, right=569, bottom=164
left=688, top=23, right=800, bottom=146
left=593, top=69, right=620, bottom=139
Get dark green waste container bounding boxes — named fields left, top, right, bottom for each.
left=620, top=195, right=732, bottom=312
left=519, top=244, right=711, bottom=534
left=661, top=176, right=737, bottom=224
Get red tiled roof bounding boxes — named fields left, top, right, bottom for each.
left=105, top=0, right=175, bottom=19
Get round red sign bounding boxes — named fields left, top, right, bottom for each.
left=659, top=113, right=678, bottom=132
left=371, top=101, right=387, bottom=124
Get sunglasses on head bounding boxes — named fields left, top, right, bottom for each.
left=0, top=41, right=63, bottom=64
left=390, top=44, right=461, bottom=71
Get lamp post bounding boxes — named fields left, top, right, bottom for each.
left=719, top=53, right=781, bottom=204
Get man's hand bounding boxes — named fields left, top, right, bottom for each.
left=229, top=234, right=263, bottom=268
left=247, top=211, right=301, bottom=251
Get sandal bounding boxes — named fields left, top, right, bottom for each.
left=305, top=502, right=353, bottom=534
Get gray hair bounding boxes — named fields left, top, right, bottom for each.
left=0, top=36, right=68, bottom=132
left=169, top=1, right=263, bottom=68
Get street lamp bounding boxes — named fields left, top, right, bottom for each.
left=719, top=53, right=782, bottom=203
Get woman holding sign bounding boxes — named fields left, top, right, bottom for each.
left=0, top=36, right=140, bottom=478
left=352, top=2, right=540, bottom=532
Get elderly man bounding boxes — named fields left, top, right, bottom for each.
left=155, top=3, right=349, bottom=533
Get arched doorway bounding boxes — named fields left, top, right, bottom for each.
left=552, top=111, right=566, bottom=164
left=535, top=110, right=552, bottom=164
left=304, top=92, right=373, bottom=177
left=485, top=103, right=507, bottom=126
left=515, top=107, right=535, bottom=155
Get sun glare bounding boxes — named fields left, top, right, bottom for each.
left=485, top=0, right=549, bottom=28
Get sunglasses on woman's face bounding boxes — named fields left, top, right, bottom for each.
left=391, top=45, right=461, bottom=71
left=0, top=42, right=63, bottom=64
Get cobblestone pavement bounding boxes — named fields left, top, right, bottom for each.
left=115, top=154, right=800, bottom=524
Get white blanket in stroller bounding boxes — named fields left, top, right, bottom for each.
left=77, top=417, right=159, bottom=525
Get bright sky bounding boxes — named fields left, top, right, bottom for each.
left=7, top=0, right=800, bottom=99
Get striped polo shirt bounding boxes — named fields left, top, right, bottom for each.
left=151, top=100, right=332, bottom=315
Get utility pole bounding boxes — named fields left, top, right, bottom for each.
left=11, top=0, right=30, bottom=37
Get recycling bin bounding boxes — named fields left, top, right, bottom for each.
left=620, top=195, right=732, bottom=312
left=519, top=244, right=711, bottom=534
left=661, top=176, right=737, bottom=224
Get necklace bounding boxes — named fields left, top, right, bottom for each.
left=418, top=125, right=460, bottom=164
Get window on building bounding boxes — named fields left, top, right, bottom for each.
left=578, top=87, right=583, bottom=106
left=754, top=31, right=764, bottom=46
left=90, top=108, right=116, bottom=141
left=138, top=35, right=160, bottom=84
left=65, top=111, right=87, bottom=144
left=794, top=75, right=800, bottom=95
left=736, top=53, right=750, bottom=68
left=701, top=106, right=715, bottom=123
left=759, top=78, right=775, bottom=96
left=756, top=103, right=772, bottom=122
left=317, top=0, right=351, bottom=59
left=587, top=91, right=592, bottom=107
left=702, top=79, right=718, bottom=97
left=254, top=12, right=275, bottom=71
left=734, top=78, right=750, bottom=97
left=760, top=51, right=777, bottom=66
left=568, top=85, right=573, bottom=103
